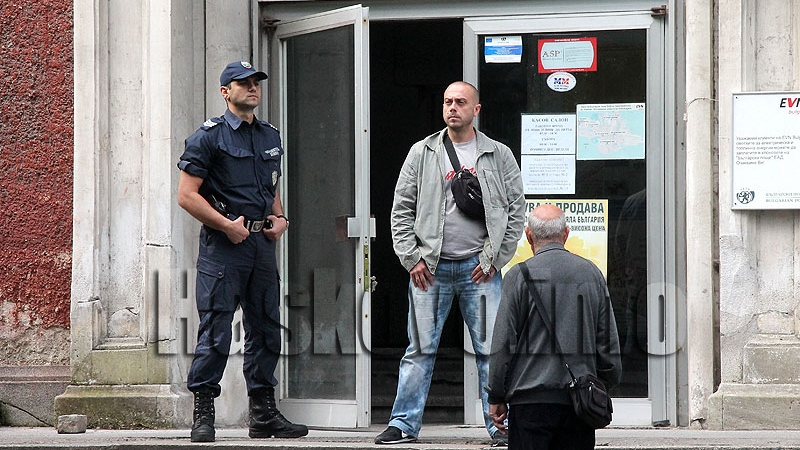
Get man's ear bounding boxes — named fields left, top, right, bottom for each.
left=525, top=226, right=534, bottom=247
left=563, top=226, right=570, bottom=243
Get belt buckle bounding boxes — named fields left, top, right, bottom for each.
left=246, top=220, right=264, bottom=232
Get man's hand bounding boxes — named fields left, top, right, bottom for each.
left=471, top=264, right=496, bottom=284
left=223, top=216, right=250, bottom=244
left=262, top=215, right=288, bottom=241
left=410, top=259, right=435, bottom=291
left=489, top=403, right=508, bottom=432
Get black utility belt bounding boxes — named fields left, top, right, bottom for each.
left=206, top=194, right=270, bottom=232
left=243, top=218, right=271, bottom=232
left=223, top=213, right=271, bottom=232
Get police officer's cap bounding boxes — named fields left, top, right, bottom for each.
left=220, top=61, right=268, bottom=86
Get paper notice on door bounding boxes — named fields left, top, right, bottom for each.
left=521, top=113, right=576, bottom=155
left=485, top=36, right=523, bottom=63
left=504, top=199, right=608, bottom=278
left=538, top=37, right=597, bottom=73
left=576, top=103, right=646, bottom=160
left=521, top=154, right=576, bottom=195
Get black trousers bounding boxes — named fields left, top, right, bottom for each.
left=508, top=403, right=595, bottom=450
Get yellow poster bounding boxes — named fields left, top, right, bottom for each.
left=504, top=199, right=609, bottom=278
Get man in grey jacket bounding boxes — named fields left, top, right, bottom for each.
left=376, top=81, right=525, bottom=446
left=486, top=204, right=621, bottom=450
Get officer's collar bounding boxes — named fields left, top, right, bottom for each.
left=224, top=109, right=258, bottom=130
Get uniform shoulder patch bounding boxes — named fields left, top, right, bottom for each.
left=201, top=117, right=223, bottom=130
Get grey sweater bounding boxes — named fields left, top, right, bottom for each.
left=486, top=243, right=622, bottom=405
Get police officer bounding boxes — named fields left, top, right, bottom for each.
left=177, top=61, right=307, bottom=443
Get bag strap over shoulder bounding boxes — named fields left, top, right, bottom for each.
left=517, top=263, right=578, bottom=382
left=443, top=132, right=462, bottom=172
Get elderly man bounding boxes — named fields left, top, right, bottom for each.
left=486, top=204, right=621, bottom=450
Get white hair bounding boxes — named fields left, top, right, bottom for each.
left=527, top=208, right=566, bottom=240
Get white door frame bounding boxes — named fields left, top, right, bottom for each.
left=462, top=11, right=676, bottom=427
left=270, top=4, right=372, bottom=428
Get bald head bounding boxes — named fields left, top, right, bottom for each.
left=526, top=204, right=569, bottom=251
left=445, top=81, right=479, bottom=103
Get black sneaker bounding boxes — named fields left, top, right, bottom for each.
left=491, top=431, right=508, bottom=447
left=375, top=426, right=417, bottom=444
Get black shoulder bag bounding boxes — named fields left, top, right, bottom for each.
left=517, top=263, right=613, bottom=429
left=443, top=132, right=485, bottom=220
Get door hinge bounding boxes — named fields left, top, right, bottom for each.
left=261, top=16, right=281, bottom=31
left=651, top=5, right=668, bottom=18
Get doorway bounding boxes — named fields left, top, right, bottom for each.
left=267, top=2, right=680, bottom=429
left=369, top=19, right=465, bottom=424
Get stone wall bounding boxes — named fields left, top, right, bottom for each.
left=0, top=0, right=73, bottom=426
left=708, top=0, right=800, bottom=429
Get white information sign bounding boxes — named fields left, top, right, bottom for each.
left=732, top=92, right=800, bottom=209
left=521, top=114, right=576, bottom=155
left=521, top=154, right=576, bottom=194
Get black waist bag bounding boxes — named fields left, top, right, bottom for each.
left=443, top=133, right=485, bottom=220
left=567, top=372, right=613, bottom=429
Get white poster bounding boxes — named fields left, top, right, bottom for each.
left=521, top=114, right=576, bottom=155
left=521, top=154, right=575, bottom=195
left=732, top=92, right=800, bottom=209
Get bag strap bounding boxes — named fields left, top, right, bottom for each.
left=518, top=263, right=578, bottom=382
left=443, top=132, right=462, bottom=173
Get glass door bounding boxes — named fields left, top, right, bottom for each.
left=464, top=11, right=673, bottom=426
left=273, top=5, right=372, bottom=428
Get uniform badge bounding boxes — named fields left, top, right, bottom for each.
left=272, top=171, right=279, bottom=186
left=202, top=118, right=220, bottom=128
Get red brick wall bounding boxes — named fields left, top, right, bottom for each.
left=0, top=0, right=73, bottom=364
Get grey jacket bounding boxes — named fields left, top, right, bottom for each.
left=390, top=128, right=525, bottom=275
left=486, top=243, right=622, bottom=406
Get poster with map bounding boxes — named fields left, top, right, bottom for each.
left=576, top=103, right=646, bottom=160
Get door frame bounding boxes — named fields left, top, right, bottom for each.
left=462, top=10, right=677, bottom=427
left=268, top=4, right=372, bottom=428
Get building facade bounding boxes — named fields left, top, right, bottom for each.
left=3, top=0, right=800, bottom=431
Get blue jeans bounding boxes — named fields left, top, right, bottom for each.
left=388, top=255, right=501, bottom=438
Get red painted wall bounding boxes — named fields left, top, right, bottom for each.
left=0, top=0, right=73, bottom=360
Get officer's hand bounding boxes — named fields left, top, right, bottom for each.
left=410, top=260, right=434, bottom=291
left=471, top=264, right=496, bottom=284
left=262, top=215, right=288, bottom=241
left=224, top=216, right=249, bottom=244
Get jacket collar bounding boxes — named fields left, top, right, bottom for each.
left=425, top=127, right=496, bottom=156
left=534, top=242, right=568, bottom=256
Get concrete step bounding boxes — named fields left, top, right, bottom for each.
left=6, top=426, right=800, bottom=450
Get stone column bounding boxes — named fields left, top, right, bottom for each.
left=54, top=0, right=202, bottom=428
left=708, top=0, right=800, bottom=429
left=684, top=0, right=716, bottom=429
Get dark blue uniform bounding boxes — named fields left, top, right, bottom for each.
left=178, top=109, right=284, bottom=397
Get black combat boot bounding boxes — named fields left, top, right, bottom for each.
left=248, top=386, right=309, bottom=438
left=190, top=389, right=215, bottom=442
